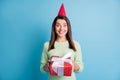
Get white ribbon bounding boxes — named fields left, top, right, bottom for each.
left=51, top=52, right=73, bottom=76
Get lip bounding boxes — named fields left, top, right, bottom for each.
left=59, top=31, right=64, bottom=34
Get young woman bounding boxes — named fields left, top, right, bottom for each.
left=40, top=3, right=83, bottom=80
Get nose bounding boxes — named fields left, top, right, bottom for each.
left=60, top=26, right=63, bottom=30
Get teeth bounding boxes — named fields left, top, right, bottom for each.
left=59, top=31, right=64, bottom=33
left=60, top=32, right=64, bottom=34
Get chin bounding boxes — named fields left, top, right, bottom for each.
left=59, top=35, right=64, bottom=37
left=57, top=32, right=67, bottom=38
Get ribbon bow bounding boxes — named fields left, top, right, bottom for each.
left=51, top=52, right=73, bottom=76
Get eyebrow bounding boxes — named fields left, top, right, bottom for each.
left=56, top=23, right=60, bottom=24
left=56, top=22, right=67, bottom=25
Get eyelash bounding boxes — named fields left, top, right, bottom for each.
left=56, top=25, right=67, bottom=27
left=56, top=25, right=60, bottom=27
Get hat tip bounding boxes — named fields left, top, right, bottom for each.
left=58, top=3, right=66, bottom=16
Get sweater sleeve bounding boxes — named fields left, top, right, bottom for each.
left=40, top=42, right=49, bottom=73
left=74, top=41, right=84, bottom=72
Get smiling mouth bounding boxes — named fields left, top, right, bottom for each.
left=59, top=31, right=64, bottom=34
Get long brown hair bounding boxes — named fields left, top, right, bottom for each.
left=48, top=16, right=76, bottom=51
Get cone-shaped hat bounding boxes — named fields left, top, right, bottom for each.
left=58, top=3, right=66, bottom=16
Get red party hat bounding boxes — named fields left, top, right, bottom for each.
left=58, top=3, right=66, bottom=16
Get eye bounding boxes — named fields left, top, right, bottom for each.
left=56, top=24, right=60, bottom=27
left=63, top=24, right=67, bottom=27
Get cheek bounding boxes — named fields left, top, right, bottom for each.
left=65, top=27, right=68, bottom=32
left=55, top=27, right=59, bottom=32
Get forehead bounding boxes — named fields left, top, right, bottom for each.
left=56, top=19, right=67, bottom=24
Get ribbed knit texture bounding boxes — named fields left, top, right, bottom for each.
left=40, top=40, right=84, bottom=80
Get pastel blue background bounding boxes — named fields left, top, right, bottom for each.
left=0, top=0, right=120, bottom=80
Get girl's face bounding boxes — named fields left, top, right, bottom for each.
left=55, top=19, right=68, bottom=38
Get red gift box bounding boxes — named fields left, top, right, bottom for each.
left=49, top=55, right=73, bottom=76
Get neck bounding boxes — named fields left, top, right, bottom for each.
left=56, top=36, right=67, bottom=42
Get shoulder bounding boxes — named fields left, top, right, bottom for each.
left=44, top=41, right=49, bottom=46
left=43, top=41, right=50, bottom=49
left=73, top=40, right=81, bottom=48
left=73, top=40, right=80, bottom=45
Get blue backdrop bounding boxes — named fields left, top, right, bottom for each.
left=0, top=0, right=120, bottom=80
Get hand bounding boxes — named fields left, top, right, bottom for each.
left=43, top=62, right=49, bottom=72
left=74, top=63, right=80, bottom=71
